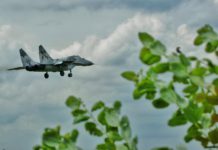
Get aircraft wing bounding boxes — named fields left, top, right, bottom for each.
left=8, top=67, right=25, bottom=71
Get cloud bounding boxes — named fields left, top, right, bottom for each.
left=4, top=0, right=182, bottom=12
left=50, top=13, right=164, bottom=67
left=0, top=0, right=217, bottom=150
left=0, top=13, right=167, bottom=149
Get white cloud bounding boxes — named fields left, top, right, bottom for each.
left=214, top=0, right=218, bottom=4
left=51, top=13, right=164, bottom=66
left=0, top=0, right=217, bottom=150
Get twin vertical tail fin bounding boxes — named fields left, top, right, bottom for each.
left=19, top=49, right=37, bottom=67
left=39, top=45, right=53, bottom=64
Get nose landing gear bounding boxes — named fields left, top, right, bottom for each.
left=44, top=72, right=49, bottom=79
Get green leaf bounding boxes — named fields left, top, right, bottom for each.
left=33, top=145, right=41, bottom=150
left=194, top=93, right=206, bottom=103
left=194, top=35, right=204, bottom=46
left=130, top=136, right=138, bottom=150
left=173, top=75, right=189, bottom=84
left=188, top=56, right=197, bottom=61
left=197, top=24, right=214, bottom=34
left=66, top=96, right=81, bottom=111
left=121, top=71, right=138, bottom=82
left=170, top=62, right=188, bottom=78
left=140, top=47, right=161, bottom=65
left=138, top=32, right=154, bottom=47
left=138, top=78, right=156, bottom=92
left=120, top=116, right=131, bottom=140
left=72, top=109, right=87, bottom=117
left=59, top=132, right=78, bottom=150
left=200, top=114, right=211, bottom=129
left=42, top=126, right=61, bottom=148
left=150, top=40, right=166, bottom=55
left=58, top=143, right=77, bottom=150
left=146, top=68, right=158, bottom=80
left=216, top=51, right=218, bottom=56
left=190, top=67, right=207, bottom=76
left=190, top=75, right=204, bottom=87
left=107, top=131, right=122, bottom=141
left=208, top=128, right=218, bottom=144
left=160, top=88, right=178, bottom=104
left=113, top=101, right=122, bottom=113
left=105, top=109, right=120, bottom=127
left=98, top=110, right=107, bottom=125
left=179, top=54, right=190, bottom=66
left=91, top=101, right=105, bottom=112
left=183, top=84, right=198, bottom=94
left=212, top=78, right=218, bottom=87
left=203, top=102, right=214, bottom=113
left=116, top=144, right=128, bottom=150
left=183, top=102, right=204, bottom=123
left=194, top=25, right=218, bottom=51
left=96, top=143, right=116, bottom=150
left=133, top=88, right=145, bottom=100
left=145, top=91, right=156, bottom=100
left=71, top=129, right=79, bottom=142
left=168, top=110, right=187, bottom=127
left=176, top=95, right=187, bottom=108
left=85, top=122, right=103, bottom=136
left=206, top=40, right=218, bottom=52
left=73, top=115, right=89, bottom=124
left=152, top=98, right=169, bottom=109
left=152, top=63, right=169, bottom=74
left=184, top=125, right=201, bottom=143
left=206, top=95, right=218, bottom=105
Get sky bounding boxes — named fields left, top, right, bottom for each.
left=0, top=0, right=218, bottom=150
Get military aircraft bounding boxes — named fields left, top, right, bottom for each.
left=8, top=45, right=94, bottom=78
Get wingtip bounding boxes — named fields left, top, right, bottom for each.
left=7, top=67, right=25, bottom=71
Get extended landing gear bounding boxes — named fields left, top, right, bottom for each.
left=68, top=70, right=72, bottom=77
left=60, top=71, right=65, bottom=76
left=60, top=71, right=64, bottom=76
left=68, top=73, right=72, bottom=77
left=44, top=72, right=49, bottom=79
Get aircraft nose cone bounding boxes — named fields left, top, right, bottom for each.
left=88, top=61, right=94, bottom=66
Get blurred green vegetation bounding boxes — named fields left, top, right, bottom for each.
left=34, top=25, right=218, bottom=150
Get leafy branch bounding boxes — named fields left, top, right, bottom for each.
left=122, top=24, right=218, bottom=149
left=34, top=24, right=218, bottom=150
left=34, top=96, right=137, bottom=150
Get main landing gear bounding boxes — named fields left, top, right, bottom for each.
left=43, top=70, right=72, bottom=78
left=60, top=71, right=65, bottom=76
left=68, top=70, right=72, bottom=77
left=44, top=72, right=49, bottom=79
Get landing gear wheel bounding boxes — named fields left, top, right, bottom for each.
left=68, top=73, right=72, bottom=77
left=44, top=73, right=49, bottom=79
left=60, top=71, right=65, bottom=76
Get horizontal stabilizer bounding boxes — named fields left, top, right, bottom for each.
left=8, top=67, right=25, bottom=71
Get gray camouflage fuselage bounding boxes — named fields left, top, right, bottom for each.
left=27, top=56, right=93, bottom=72
left=8, top=45, right=93, bottom=78
left=33, top=45, right=94, bottom=73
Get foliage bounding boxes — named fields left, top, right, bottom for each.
left=34, top=97, right=137, bottom=150
left=35, top=24, right=218, bottom=150
left=122, top=24, right=218, bottom=149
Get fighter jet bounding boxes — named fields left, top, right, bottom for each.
left=8, top=45, right=94, bottom=79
